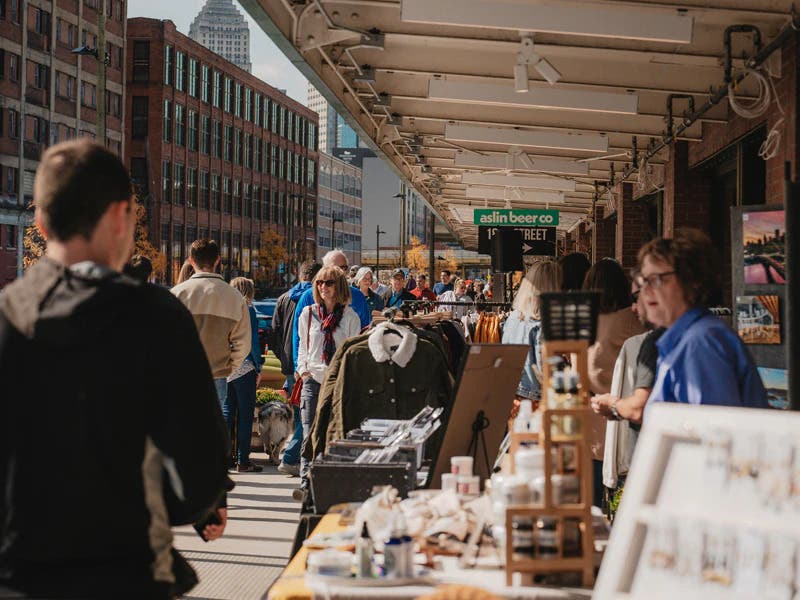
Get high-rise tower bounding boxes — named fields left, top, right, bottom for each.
left=189, top=0, right=252, bottom=73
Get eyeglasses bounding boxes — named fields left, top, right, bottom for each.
left=635, top=271, right=676, bottom=290
left=336, top=263, right=349, bottom=273
left=316, top=279, right=336, bottom=287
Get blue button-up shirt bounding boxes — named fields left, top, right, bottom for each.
left=648, top=307, right=768, bottom=412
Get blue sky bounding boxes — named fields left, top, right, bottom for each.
left=128, top=0, right=309, bottom=104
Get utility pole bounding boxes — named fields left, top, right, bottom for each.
left=97, top=0, right=107, bottom=143
left=376, top=224, right=386, bottom=271
left=428, top=211, right=435, bottom=285
left=394, top=185, right=406, bottom=267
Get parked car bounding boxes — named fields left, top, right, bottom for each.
left=253, top=299, right=278, bottom=353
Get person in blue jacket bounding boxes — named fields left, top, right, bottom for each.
left=292, top=249, right=370, bottom=373
left=637, top=229, right=768, bottom=414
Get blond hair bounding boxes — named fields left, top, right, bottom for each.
left=230, top=277, right=255, bottom=304
left=312, top=266, right=352, bottom=307
left=513, top=260, right=561, bottom=320
left=176, top=259, right=195, bottom=284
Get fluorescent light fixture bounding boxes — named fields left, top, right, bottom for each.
left=514, top=63, right=529, bottom=93
left=534, top=57, right=563, bottom=86
left=445, top=124, right=608, bottom=153
left=454, top=152, right=589, bottom=176
left=462, top=172, right=576, bottom=192
left=465, top=187, right=565, bottom=203
left=517, top=34, right=561, bottom=89
left=402, top=0, right=694, bottom=44
left=430, top=79, right=638, bottom=115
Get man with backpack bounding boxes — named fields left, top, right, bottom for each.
left=271, top=259, right=322, bottom=476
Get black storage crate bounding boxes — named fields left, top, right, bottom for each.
left=309, top=461, right=414, bottom=513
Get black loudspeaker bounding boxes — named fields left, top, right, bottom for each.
left=491, top=228, right=524, bottom=272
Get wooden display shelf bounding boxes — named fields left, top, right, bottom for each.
left=504, top=340, right=595, bottom=588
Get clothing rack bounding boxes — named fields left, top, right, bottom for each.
left=398, top=299, right=512, bottom=316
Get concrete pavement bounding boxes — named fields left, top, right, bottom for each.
left=175, top=462, right=301, bottom=600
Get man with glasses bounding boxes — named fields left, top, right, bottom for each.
left=291, top=249, right=371, bottom=379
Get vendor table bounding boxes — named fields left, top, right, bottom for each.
left=267, top=510, right=592, bottom=600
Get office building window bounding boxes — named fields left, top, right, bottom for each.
left=164, top=46, right=172, bottom=85
left=233, top=129, right=241, bottom=165
left=223, top=177, right=231, bottom=213
left=224, top=125, right=232, bottom=162
left=234, top=83, right=241, bottom=117
left=253, top=138, right=261, bottom=173
left=188, top=58, right=198, bottom=97
left=162, top=160, right=171, bottom=203
left=254, top=93, right=262, bottom=127
left=131, top=96, right=148, bottom=139
left=212, top=119, right=221, bottom=158
left=175, top=51, right=185, bottom=91
left=233, top=180, right=241, bottom=216
left=245, top=88, right=252, bottom=121
left=132, top=41, right=149, bottom=82
left=163, top=99, right=171, bottom=142
left=173, top=163, right=185, bottom=205
left=201, top=64, right=210, bottom=103
left=224, top=77, right=232, bottom=112
left=212, top=71, right=221, bottom=107
left=200, top=115, right=210, bottom=154
left=211, top=174, right=220, bottom=212
left=174, top=104, right=185, bottom=147
left=199, top=171, right=209, bottom=209
left=188, top=110, right=198, bottom=151
left=187, top=167, right=197, bottom=207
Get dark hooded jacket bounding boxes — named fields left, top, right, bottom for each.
left=0, top=258, right=230, bottom=598
left=272, top=281, right=311, bottom=376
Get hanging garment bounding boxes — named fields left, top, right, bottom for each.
left=602, top=332, right=648, bottom=488
left=308, top=321, right=453, bottom=458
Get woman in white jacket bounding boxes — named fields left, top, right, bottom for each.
left=296, top=266, right=362, bottom=488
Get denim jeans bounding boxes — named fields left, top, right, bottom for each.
left=281, top=375, right=303, bottom=467
left=214, top=378, right=228, bottom=407
left=299, top=378, right=321, bottom=486
left=223, top=370, right=257, bottom=465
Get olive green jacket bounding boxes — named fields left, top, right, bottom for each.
left=306, top=326, right=453, bottom=459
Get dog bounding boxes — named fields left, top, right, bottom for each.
left=257, top=401, right=294, bottom=464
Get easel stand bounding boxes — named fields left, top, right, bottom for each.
left=504, top=340, right=595, bottom=587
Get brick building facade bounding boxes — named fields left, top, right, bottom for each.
left=0, top=0, right=126, bottom=288
left=125, top=18, right=319, bottom=285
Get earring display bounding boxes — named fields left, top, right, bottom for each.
left=594, top=404, right=800, bottom=600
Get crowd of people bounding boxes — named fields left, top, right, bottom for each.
left=0, top=140, right=774, bottom=598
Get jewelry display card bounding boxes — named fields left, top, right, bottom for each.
left=593, top=403, right=800, bottom=600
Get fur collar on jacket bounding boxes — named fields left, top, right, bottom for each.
left=368, top=322, right=418, bottom=367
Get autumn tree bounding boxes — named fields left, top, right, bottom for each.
left=257, top=229, right=288, bottom=286
left=133, top=200, right=166, bottom=279
left=23, top=225, right=45, bottom=269
left=405, top=235, right=428, bottom=273
left=22, top=199, right=166, bottom=279
left=442, top=248, right=459, bottom=274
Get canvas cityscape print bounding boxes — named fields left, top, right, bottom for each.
left=743, top=211, right=786, bottom=285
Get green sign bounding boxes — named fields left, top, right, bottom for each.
left=473, top=209, right=559, bottom=227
